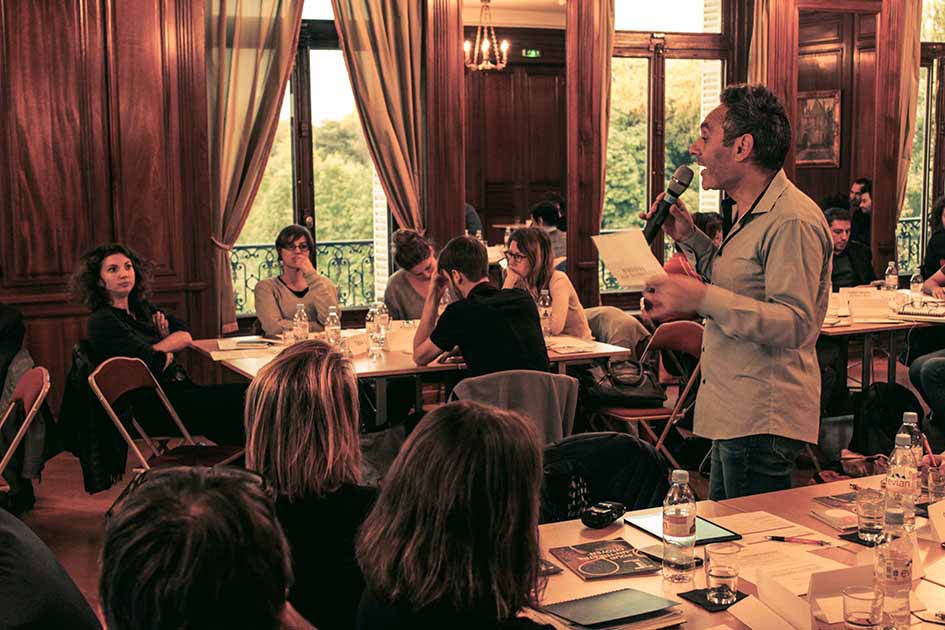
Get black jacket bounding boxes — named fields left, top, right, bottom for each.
left=832, top=240, right=876, bottom=290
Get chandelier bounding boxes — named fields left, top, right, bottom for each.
left=463, top=0, right=509, bottom=71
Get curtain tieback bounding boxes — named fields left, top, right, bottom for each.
left=211, top=237, right=233, bottom=251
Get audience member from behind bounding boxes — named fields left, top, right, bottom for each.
left=503, top=227, right=591, bottom=339
left=922, top=195, right=945, bottom=280
left=72, top=243, right=245, bottom=445
left=100, top=466, right=310, bottom=630
left=693, top=212, right=724, bottom=249
left=385, top=229, right=437, bottom=321
left=254, top=224, right=339, bottom=337
left=356, top=400, right=553, bottom=630
left=825, top=207, right=875, bottom=290
left=413, top=236, right=549, bottom=376
left=849, top=177, right=872, bottom=245
left=245, top=340, right=376, bottom=630
left=530, top=195, right=567, bottom=261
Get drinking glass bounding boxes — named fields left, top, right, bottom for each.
left=704, top=542, right=740, bottom=605
left=280, top=323, right=296, bottom=345
left=365, top=305, right=382, bottom=359
left=929, top=466, right=945, bottom=503
left=842, top=586, right=883, bottom=629
left=856, top=487, right=885, bottom=543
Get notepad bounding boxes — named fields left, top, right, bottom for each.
left=542, top=588, right=677, bottom=627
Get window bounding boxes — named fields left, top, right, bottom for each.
left=602, top=0, right=727, bottom=292
left=896, top=0, right=945, bottom=273
left=233, top=0, right=388, bottom=315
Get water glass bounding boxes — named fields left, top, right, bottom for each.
left=929, top=466, right=945, bottom=503
left=842, top=586, right=883, bottom=629
left=856, top=488, right=885, bottom=543
left=280, top=323, right=296, bottom=344
left=704, top=542, right=740, bottom=605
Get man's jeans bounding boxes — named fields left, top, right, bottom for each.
left=709, top=434, right=805, bottom=500
left=909, top=348, right=945, bottom=431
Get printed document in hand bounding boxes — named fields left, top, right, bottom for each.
left=592, top=230, right=666, bottom=290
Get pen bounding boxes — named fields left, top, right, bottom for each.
left=766, top=536, right=830, bottom=546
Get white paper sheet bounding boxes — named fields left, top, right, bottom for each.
left=209, top=348, right=280, bottom=361
left=710, top=511, right=801, bottom=535
left=592, top=230, right=666, bottom=290
left=740, top=542, right=846, bottom=596
left=812, top=595, right=844, bottom=624
left=217, top=336, right=280, bottom=350
left=729, top=595, right=797, bottom=630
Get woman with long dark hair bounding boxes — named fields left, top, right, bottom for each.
left=503, top=227, right=591, bottom=339
left=72, top=243, right=245, bottom=444
left=356, top=400, right=551, bottom=630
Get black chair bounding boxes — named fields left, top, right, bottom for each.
left=540, top=431, right=670, bottom=524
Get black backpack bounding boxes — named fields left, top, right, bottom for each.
left=848, top=382, right=924, bottom=457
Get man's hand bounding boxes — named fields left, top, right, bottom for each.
left=932, top=286, right=945, bottom=301
left=642, top=274, right=707, bottom=321
left=430, top=269, right=451, bottom=299
left=639, top=193, right=696, bottom=243
left=152, top=311, right=170, bottom=338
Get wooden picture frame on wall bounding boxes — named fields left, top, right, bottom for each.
left=796, top=90, right=841, bottom=167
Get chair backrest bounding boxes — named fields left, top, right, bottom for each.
left=0, top=367, right=51, bottom=479
left=451, top=370, right=579, bottom=444
left=642, top=320, right=703, bottom=361
left=540, top=431, right=670, bottom=523
left=87, top=357, right=158, bottom=405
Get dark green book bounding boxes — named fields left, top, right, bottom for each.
left=542, top=587, right=678, bottom=627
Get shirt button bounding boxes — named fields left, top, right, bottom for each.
left=701, top=378, right=706, bottom=385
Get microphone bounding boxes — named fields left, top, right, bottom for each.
left=642, top=166, right=694, bottom=244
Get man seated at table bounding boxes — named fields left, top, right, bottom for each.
left=825, top=206, right=875, bottom=291
left=412, top=235, right=549, bottom=377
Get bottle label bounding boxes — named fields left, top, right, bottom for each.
left=887, top=474, right=917, bottom=495
left=663, top=513, right=695, bottom=537
left=880, top=560, right=912, bottom=585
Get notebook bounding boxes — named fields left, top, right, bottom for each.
left=548, top=539, right=659, bottom=580
left=542, top=588, right=678, bottom=627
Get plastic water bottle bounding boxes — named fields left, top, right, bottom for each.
left=874, top=508, right=913, bottom=630
left=886, top=433, right=919, bottom=531
left=662, top=469, right=696, bottom=583
left=885, top=260, right=899, bottom=291
left=538, top=289, right=553, bottom=337
left=375, top=301, right=390, bottom=345
left=325, top=305, right=342, bottom=347
left=896, top=412, right=925, bottom=473
left=909, top=270, right=924, bottom=307
left=291, top=304, right=308, bottom=343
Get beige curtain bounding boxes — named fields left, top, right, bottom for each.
left=595, top=0, right=615, bottom=229
left=331, top=0, right=424, bottom=231
left=895, top=0, right=923, bottom=220
left=748, top=0, right=769, bottom=85
left=207, top=0, right=303, bottom=334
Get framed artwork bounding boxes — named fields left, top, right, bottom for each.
left=796, top=90, right=841, bottom=167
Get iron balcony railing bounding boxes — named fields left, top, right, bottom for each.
left=231, top=241, right=375, bottom=314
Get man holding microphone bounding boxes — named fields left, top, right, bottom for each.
left=643, top=84, right=832, bottom=500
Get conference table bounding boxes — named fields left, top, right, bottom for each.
left=534, top=475, right=945, bottom=629
left=192, top=325, right=630, bottom=424
left=820, top=319, right=932, bottom=389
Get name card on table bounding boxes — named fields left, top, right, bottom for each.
left=928, top=498, right=945, bottom=542
left=853, top=531, right=927, bottom=580
left=344, top=332, right=370, bottom=356
left=806, top=563, right=927, bottom=625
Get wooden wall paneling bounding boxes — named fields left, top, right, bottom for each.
left=425, top=0, right=466, bottom=250
left=523, top=68, right=565, bottom=188
left=464, top=71, right=484, bottom=213
left=0, top=0, right=113, bottom=290
left=851, top=15, right=877, bottom=214
left=760, top=0, right=799, bottom=181
left=107, top=0, right=184, bottom=280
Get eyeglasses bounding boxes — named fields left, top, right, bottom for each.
left=504, top=250, right=528, bottom=262
left=105, top=466, right=271, bottom=521
left=282, top=243, right=311, bottom=252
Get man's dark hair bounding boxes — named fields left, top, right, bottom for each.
left=853, top=177, right=872, bottom=194
left=720, top=84, right=792, bottom=172
left=101, top=467, right=292, bottom=630
left=931, top=195, right=945, bottom=234
left=693, top=212, right=723, bottom=240
left=824, top=207, right=851, bottom=225
left=820, top=192, right=850, bottom=211
left=438, top=235, right=488, bottom=281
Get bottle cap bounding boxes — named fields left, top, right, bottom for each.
left=885, top=509, right=904, bottom=526
left=671, top=469, right=689, bottom=484
left=902, top=412, right=918, bottom=425
left=895, top=433, right=911, bottom=447
left=540, top=288, right=550, bottom=296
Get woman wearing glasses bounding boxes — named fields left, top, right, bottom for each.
left=254, top=224, right=339, bottom=337
left=245, top=340, right=376, bottom=630
left=384, top=229, right=436, bottom=321
left=503, top=227, right=592, bottom=339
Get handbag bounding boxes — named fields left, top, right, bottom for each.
left=578, top=360, right=666, bottom=409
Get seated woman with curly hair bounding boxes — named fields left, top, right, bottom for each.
left=356, top=400, right=553, bottom=630
left=245, top=340, right=377, bottom=630
left=72, top=243, right=245, bottom=444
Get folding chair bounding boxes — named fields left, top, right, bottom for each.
left=0, top=367, right=51, bottom=490
left=599, top=320, right=703, bottom=470
left=88, top=357, right=242, bottom=471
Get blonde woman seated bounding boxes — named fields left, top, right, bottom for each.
left=254, top=225, right=339, bottom=336
left=356, top=400, right=553, bottom=630
left=245, top=340, right=376, bottom=630
left=503, top=227, right=592, bottom=339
